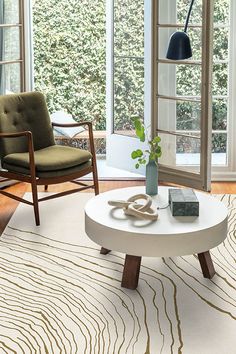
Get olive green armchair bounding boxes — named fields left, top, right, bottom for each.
left=0, top=92, right=99, bottom=225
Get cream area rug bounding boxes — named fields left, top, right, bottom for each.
left=0, top=193, right=235, bottom=354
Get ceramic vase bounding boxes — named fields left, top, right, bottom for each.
left=145, top=160, right=158, bottom=195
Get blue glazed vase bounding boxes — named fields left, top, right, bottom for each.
left=145, top=160, right=158, bottom=195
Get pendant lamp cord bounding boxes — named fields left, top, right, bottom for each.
left=184, top=0, right=195, bottom=33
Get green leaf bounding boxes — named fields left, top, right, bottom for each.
left=131, top=149, right=143, bottom=159
left=136, top=149, right=143, bottom=157
left=131, top=151, right=138, bottom=159
left=134, top=118, right=145, bottom=142
left=135, top=163, right=140, bottom=169
left=149, top=152, right=155, bottom=161
left=139, top=159, right=146, bottom=165
left=139, top=127, right=145, bottom=142
left=153, top=136, right=161, bottom=144
left=134, top=118, right=142, bottom=131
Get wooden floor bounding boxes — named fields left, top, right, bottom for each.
left=0, top=180, right=236, bottom=235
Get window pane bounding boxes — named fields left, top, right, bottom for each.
left=159, top=0, right=230, bottom=27
left=181, top=27, right=202, bottom=61
left=212, top=133, right=227, bottom=165
left=176, top=135, right=201, bottom=169
left=213, top=27, right=229, bottom=61
left=176, top=65, right=201, bottom=96
left=158, top=131, right=201, bottom=172
left=212, top=63, right=228, bottom=96
left=159, top=0, right=202, bottom=25
left=158, top=64, right=202, bottom=96
left=212, top=99, right=227, bottom=131
left=0, top=63, right=21, bottom=94
left=0, top=0, right=19, bottom=24
left=158, top=0, right=175, bottom=24
left=114, top=0, right=144, bottom=57
left=0, top=27, right=20, bottom=61
left=176, top=101, right=201, bottom=131
left=177, top=0, right=202, bottom=25
left=177, top=135, right=200, bottom=153
left=212, top=0, right=229, bottom=168
left=158, top=28, right=175, bottom=59
left=214, top=0, right=230, bottom=24
left=158, top=98, right=201, bottom=131
left=114, top=57, right=144, bottom=134
left=212, top=133, right=227, bottom=153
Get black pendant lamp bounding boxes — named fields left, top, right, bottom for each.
left=166, top=0, right=195, bottom=60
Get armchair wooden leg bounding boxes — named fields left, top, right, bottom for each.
left=44, top=185, right=48, bottom=191
left=87, top=122, right=99, bottom=195
left=31, top=180, right=40, bottom=226
left=94, top=176, right=99, bottom=195
left=92, top=165, right=99, bottom=195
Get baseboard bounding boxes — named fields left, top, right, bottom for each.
left=212, top=172, right=236, bottom=181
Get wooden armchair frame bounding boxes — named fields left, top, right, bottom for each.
left=0, top=121, right=99, bottom=226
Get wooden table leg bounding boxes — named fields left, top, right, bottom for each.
left=198, top=251, right=215, bottom=279
left=100, top=247, right=111, bottom=255
left=121, top=255, right=142, bottom=290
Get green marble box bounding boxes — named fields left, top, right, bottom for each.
left=168, top=189, right=199, bottom=216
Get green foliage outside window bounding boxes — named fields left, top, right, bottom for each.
left=113, top=0, right=144, bottom=132
left=33, top=0, right=229, bottom=154
left=33, top=0, right=106, bottom=130
left=177, top=0, right=229, bottom=153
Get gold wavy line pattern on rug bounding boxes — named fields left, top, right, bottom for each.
left=3, top=230, right=185, bottom=353
left=0, top=235, right=146, bottom=352
left=0, top=232, right=182, bottom=353
left=0, top=195, right=235, bottom=353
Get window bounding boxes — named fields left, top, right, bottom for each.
left=212, top=0, right=230, bottom=166
left=154, top=0, right=214, bottom=190
left=157, top=0, right=230, bottom=169
left=113, top=0, right=144, bottom=136
left=107, top=0, right=215, bottom=186
left=0, top=0, right=25, bottom=94
left=174, top=0, right=230, bottom=167
left=23, top=0, right=236, bottom=181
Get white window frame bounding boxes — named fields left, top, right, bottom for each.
left=0, top=0, right=32, bottom=187
left=164, top=0, right=235, bottom=181
left=23, top=0, right=33, bottom=91
left=154, top=0, right=214, bottom=191
left=106, top=0, right=150, bottom=175
left=0, top=0, right=26, bottom=93
left=155, top=0, right=235, bottom=184
left=212, top=0, right=236, bottom=181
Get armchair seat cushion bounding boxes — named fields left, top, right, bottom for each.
left=3, top=145, right=92, bottom=172
left=2, top=160, right=92, bottom=178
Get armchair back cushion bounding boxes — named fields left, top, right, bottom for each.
left=0, top=92, right=55, bottom=159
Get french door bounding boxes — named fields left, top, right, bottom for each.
left=106, top=0, right=149, bottom=175
left=106, top=0, right=214, bottom=191
left=0, top=0, right=25, bottom=94
left=0, top=0, right=32, bottom=187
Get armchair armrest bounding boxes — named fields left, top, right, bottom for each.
left=52, top=121, right=92, bottom=129
left=0, top=131, right=32, bottom=138
left=0, top=131, right=36, bottom=178
left=52, top=121, right=96, bottom=156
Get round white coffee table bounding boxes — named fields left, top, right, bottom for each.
left=84, top=186, right=228, bottom=289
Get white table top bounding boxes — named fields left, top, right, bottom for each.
left=85, top=186, right=228, bottom=257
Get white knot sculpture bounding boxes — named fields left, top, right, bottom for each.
left=108, top=193, right=158, bottom=221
